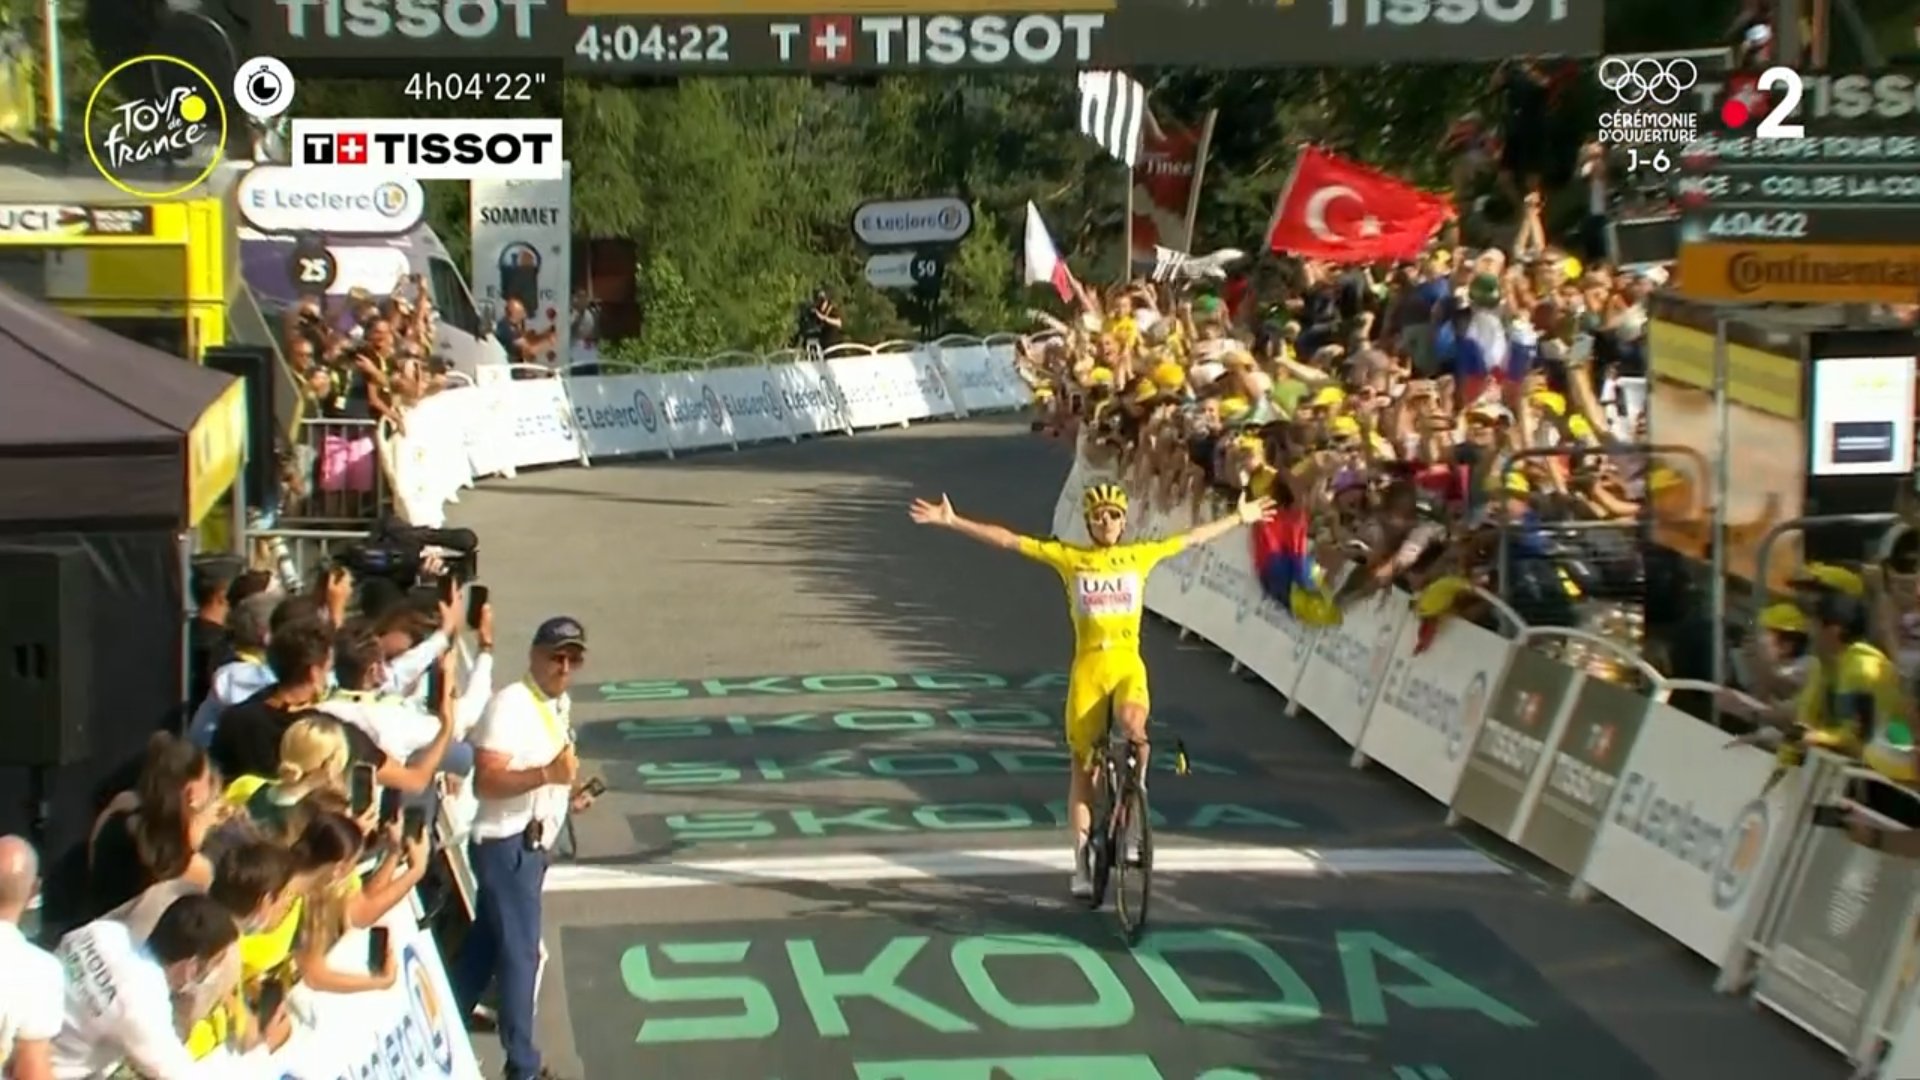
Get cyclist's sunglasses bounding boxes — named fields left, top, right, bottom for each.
left=1087, top=506, right=1126, bottom=524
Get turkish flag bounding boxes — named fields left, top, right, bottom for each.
left=1266, top=146, right=1452, bottom=262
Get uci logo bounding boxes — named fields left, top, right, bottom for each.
left=1711, top=799, right=1769, bottom=911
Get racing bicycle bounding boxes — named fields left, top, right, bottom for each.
left=1085, top=707, right=1187, bottom=942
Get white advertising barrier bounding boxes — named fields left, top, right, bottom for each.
left=654, top=369, right=736, bottom=452
left=567, top=373, right=674, bottom=459
left=386, top=389, right=478, bottom=528
left=703, top=364, right=798, bottom=445
left=261, top=902, right=483, bottom=1079
left=827, top=350, right=952, bottom=429
left=1356, top=615, right=1513, bottom=804
left=938, top=340, right=1031, bottom=413
left=767, top=358, right=853, bottom=436
left=1574, top=705, right=1797, bottom=965
left=463, top=377, right=588, bottom=478
left=1290, top=590, right=1411, bottom=745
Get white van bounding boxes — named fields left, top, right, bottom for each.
left=230, top=165, right=507, bottom=379
left=239, top=222, right=509, bottom=379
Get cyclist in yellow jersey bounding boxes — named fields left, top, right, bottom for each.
left=909, top=482, right=1273, bottom=897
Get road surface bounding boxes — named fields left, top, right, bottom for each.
left=448, top=415, right=1842, bottom=1080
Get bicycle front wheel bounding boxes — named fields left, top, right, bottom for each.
left=1112, top=775, right=1153, bottom=942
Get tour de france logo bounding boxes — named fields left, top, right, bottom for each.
left=83, top=55, right=228, bottom=198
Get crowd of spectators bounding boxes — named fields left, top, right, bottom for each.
left=1019, top=237, right=1662, bottom=647
left=0, top=549, right=610, bottom=1078
left=277, top=276, right=455, bottom=521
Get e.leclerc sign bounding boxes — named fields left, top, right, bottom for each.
left=851, top=197, right=972, bottom=248
left=236, top=165, right=427, bottom=235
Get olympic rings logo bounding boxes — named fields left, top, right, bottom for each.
left=1597, top=56, right=1699, bottom=106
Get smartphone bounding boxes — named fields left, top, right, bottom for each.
left=583, top=777, right=607, bottom=798
left=403, top=805, right=429, bottom=844
left=349, top=763, right=377, bottom=817
left=378, top=786, right=404, bottom=828
left=367, top=926, right=391, bottom=972
left=255, top=976, right=287, bottom=1021
left=1810, top=804, right=1851, bottom=829
left=466, top=584, right=489, bottom=630
left=439, top=573, right=458, bottom=604
left=427, top=665, right=449, bottom=713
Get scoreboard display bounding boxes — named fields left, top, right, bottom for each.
left=255, top=0, right=1600, bottom=73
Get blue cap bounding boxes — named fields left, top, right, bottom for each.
left=532, top=616, right=586, bottom=650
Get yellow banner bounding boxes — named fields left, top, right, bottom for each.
left=1678, top=243, right=1920, bottom=306
left=187, top=377, right=248, bottom=526
left=1648, top=318, right=1802, bottom=420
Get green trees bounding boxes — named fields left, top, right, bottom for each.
left=20, top=0, right=1753, bottom=355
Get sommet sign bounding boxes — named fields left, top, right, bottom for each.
left=852, top=197, right=972, bottom=247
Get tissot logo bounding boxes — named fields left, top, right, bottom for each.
left=272, top=0, right=547, bottom=41
left=292, top=119, right=563, bottom=180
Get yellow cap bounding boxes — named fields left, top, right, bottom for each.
left=1130, top=379, right=1159, bottom=403
left=1085, top=366, right=1114, bottom=385
left=1152, top=362, right=1187, bottom=391
left=1793, top=562, right=1866, bottom=598
left=1562, top=256, right=1583, bottom=280
left=1416, top=576, right=1475, bottom=618
left=1233, top=434, right=1264, bottom=452
left=1220, top=396, right=1252, bottom=420
left=1648, top=465, right=1686, bottom=493
left=1328, top=415, right=1361, bottom=438
left=1499, top=471, right=1530, bottom=495
left=1759, top=603, right=1809, bottom=634
left=1310, top=386, right=1347, bottom=408
left=1530, top=390, right=1566, bottom=415
left=1568, top=415, right=1594, bottom=440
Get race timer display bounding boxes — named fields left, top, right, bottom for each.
left=253, top=0, right=1602, bottom=73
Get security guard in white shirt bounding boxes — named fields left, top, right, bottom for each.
left=451, top=617, right=597, bottom=1080
left=0, top=835, right=61, bottom=1080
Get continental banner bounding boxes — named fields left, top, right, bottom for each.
left=1678, top=243, right=1920, bottom=306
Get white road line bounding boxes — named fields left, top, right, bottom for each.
left=544, top=846, right=1507, bottom=893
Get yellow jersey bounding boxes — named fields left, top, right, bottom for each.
left=1788, top=641, right=1903, bottom=765
left=1017, top=535, right=1188, bottom=656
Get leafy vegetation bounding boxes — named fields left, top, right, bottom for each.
left=12, top=0, right=1773, bottom=354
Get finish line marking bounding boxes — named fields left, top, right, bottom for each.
left=544, top=846, right=1507, bottom=893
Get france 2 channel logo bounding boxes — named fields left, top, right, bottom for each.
left=1598, top=56, right=1806, bottom=149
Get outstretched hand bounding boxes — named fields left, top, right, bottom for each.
left=909, top=495, right=956, bottom=527
left=1236, top=494, right=1277, bottom=526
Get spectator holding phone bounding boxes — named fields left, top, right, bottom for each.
left=286, top=806, right=426, bottom=996
left=320, top=622, right=459, bottom=797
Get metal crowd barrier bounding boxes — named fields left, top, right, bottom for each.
left=282, top=416, right=391, bottom=527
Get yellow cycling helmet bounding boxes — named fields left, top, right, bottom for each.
left=1083, top=483, right=1129, bottom=516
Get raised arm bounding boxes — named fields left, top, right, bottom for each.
left=909, top=494, right=1025, bottom=551
left=1177, top=493, right=1275, bottom=549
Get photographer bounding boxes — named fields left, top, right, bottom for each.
left=795, top=287, right=843, bottom=350
left=495, top=297, right=559, bottom=377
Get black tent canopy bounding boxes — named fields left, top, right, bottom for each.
left=0, top=282, right=243, bottom=529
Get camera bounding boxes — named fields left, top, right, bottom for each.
left=247, top=71, right=280, bottom=105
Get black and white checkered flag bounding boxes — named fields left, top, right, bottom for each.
left=1077, top=71, right=1147, bottom=168
left=1150, top=246, right=1189, bottom=282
